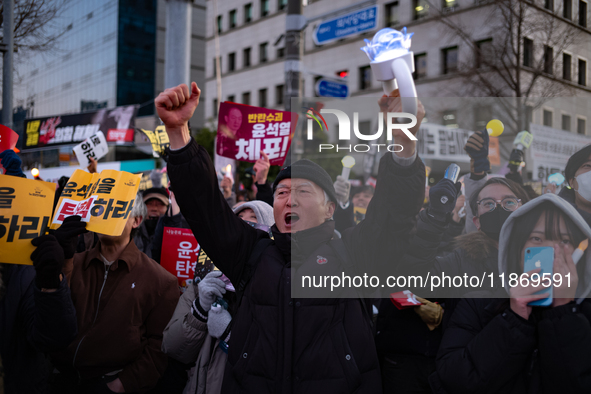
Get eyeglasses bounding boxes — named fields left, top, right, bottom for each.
left=477, top=197, right=521, bottom=212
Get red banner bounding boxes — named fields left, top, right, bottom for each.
left=107, top=128, right=134, bottom=143
left=216, top=102, right=298, bottom=166
left=0, top=125, right=19, bottom=153
left=161, top=227, right=201, bottom=292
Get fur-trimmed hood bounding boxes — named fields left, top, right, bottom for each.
left=498, top=194, right=591, bottom=302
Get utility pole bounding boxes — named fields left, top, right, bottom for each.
left=164, top=0, right=192, bottom=89
left=2, top=0, right=14, bottom=127
left=284, top=0, right=305, bottom=112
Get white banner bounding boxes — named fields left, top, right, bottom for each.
left=416, top=124, right=473, bottom=163
left=530, top=124, right=591, bottom=181
left=73, top=131, right=109, bottom=168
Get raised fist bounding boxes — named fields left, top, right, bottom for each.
left=155, top=82, right=201, bottom=149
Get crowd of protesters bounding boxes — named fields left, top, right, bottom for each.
left=0, top=82, right=590, bottom=394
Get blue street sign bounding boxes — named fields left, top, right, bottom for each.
left=313, top=5, right=378, bottom=46
left=315, top=79, right=349, bottom=98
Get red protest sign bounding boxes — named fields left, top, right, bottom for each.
left=0, top=125, right=19, bottom=153
left=161, top=227, right=201, bottom=292
left=216, top=102, right=298, bottom=166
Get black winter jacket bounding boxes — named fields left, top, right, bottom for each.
left=168, top=140, right=425, bottom=393
left=0, top=264, right=77, bottom=394
left=430, top=297, right=591, bottom=393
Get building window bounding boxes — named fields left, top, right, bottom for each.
left=525, top=105, right=534, bottom=124
left=213, top=57, right=222, bottom=76
left=581, top=1, right=588, bottom=27
left=229, top=9, right=237, bottom=28
left=579, top=59, right=587, bottom=85
left=245, top=3, right=253, bottom=23
left=442, top=0, right=458, bottom=11
left=564, top=0, right=572, bottom=19
left=261, top=0, right=269, bottom=17
left=243, top=47, right=251, bottom=67
left=543, top=45, right=553, bottom=74
left=228, top=52, right=236, bottom=72
left=260, top=42, right=268, bottom=63
left=543, top=109, right=553, bottom=127
left=562, top=114, right=572, bottom=131
left=359, top=66, right=372, bottom=90
left=577, top=118, right=586, bottom=134
left=259, top=88, right=267, bottom=107
left=474, top=106, right=492, bottom=131
left=413, top=0, right=429, bottom=20
left=242, top=92, right=251, bottom=105
left=413, top=53, right=427, bottom=79
left=277, top=47, right=285, bottom=58
left=213, top=99, right=218, bottom=117
left=278, top=0, right=287, bottom=11
left=442, top=109, right=458, bottom=128
left=228, top=95, right=235, bottom=103
left=276, top=84, right=284, bottom=105
left=385, top=2, right=399, bottom=27
left=545, top=0, right=554, bottom=10
left=217, top=15, right=222, bottom=33
left=523, top=38, right=533, bottom=67
left=563, top=53, right=572, bottom=80
left=475, top=38, right=493, bottom=68
left=442, top=46, right=458, bottom=74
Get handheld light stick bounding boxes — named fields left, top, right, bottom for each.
left=31, top=168, right=40, bottom=179
left=513, top=131, right=533, bottom=151
left=572, top=239, right=588, bottom=265
left=548, top=173, right=565, bottom=186
left=341, top=156, right=355, bottom=181
left=486, top=119, right=504, bottom=137
left=444, top=163, right=460, bottom=183
left=361, top=27, right=418, bottom=116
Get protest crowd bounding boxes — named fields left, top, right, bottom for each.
left=1, top=81, right=591, bottom=394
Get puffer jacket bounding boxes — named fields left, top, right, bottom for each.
left=168, top=140, right=425, bottom=393
left=162, top=284, right=226, bottom=394
left=431, top=194, right=591, bottom=393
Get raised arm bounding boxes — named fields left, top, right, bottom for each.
left=156, top=83, right=265, bottom=284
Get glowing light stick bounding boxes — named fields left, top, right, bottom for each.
left=548, top=173, right=565, bottom=185
left=513, top=131, right=533, bottom=151
left=361, top=27, right=418, bottom=116
left=341, top=156, right=355, bottom=181
left=31, top=168, right=39, bottom=178
left=486, top=119, right=504, bottom=137
left=572, top=239, right=588, bottom=265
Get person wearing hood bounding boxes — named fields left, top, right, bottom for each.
left=162, top=201, right=274, bottom=394
left=134, top=187, right=170, bottom=259
left=430, top=194, right=591, bottom=393
left=560, top=144, right=591, bottom=227
left=156, top=83, right=426, bottom=393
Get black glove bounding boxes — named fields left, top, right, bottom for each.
left=50, top=215, right=88, bottom=259
left=31, top=235, right=64, bottom=289
left=508, top=149, right=524, bottom=173
left=428, top=179, right=462, bottom=223
left=464, top=130, right=490, bottom=173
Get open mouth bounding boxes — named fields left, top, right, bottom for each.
left=285, top=213, right=300, bottom=226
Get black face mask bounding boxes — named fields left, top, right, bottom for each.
left=479, top=207, right=512, bottom=241
left=144, top=217, right=159, bottom=235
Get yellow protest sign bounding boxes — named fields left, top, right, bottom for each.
left=141, top=126, right=170, bottom=157
left=0, top=175, right=55, bottom=265
left=51, top=169, right=141, bottom=236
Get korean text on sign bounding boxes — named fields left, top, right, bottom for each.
left=161, top=227, right=201, bottom=292
left=0, top=176, right=55, bottom=265
left=73, top=130, right=109, bottom=168
left=141, top=126, right=170, bottom=157
left=216, top=102, right=298, bottom=166
left=51, top=169, right=141, bottom=236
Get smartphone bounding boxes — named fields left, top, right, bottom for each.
left=523, top=247, right=554, bottom=306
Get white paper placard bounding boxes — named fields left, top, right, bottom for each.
left=73, top=131, right=109, bottom=168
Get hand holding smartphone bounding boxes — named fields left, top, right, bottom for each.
left=523, top=247, right=554, bottom=307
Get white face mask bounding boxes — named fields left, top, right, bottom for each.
left=574, top=171, right=591, bottom=203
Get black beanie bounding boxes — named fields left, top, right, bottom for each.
left=272, top=159, right=337, bottom=203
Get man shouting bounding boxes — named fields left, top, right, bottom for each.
left=156, top=82, right=425, bottom=393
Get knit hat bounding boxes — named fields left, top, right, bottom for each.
left=272, top=159, right=337, bottom=203
left=233, top=200, right=275, bottom=227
